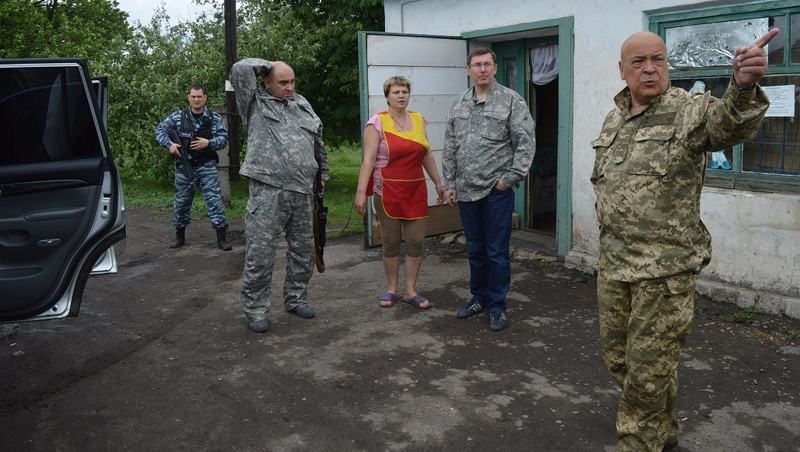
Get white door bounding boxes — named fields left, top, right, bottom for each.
left=358, top=32, right=468, bottom=246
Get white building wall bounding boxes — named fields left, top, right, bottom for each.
left=384, top=0, right=800, bottom=317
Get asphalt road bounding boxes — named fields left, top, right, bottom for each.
left=1, top=208, right=799, bottom=451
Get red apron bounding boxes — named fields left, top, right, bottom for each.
left=377, top=111, right=430, bottom=219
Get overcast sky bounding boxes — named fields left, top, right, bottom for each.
left=116, top=0, right=215, bottom=25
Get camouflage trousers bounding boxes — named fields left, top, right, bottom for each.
left=240, top=180, right=313, bottom=320
left=173, top=161, right=228, bottom=230
left=597, top=272, right=695, bottom=452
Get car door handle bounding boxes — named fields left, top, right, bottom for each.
left=37, top=238, right=62, bottom=247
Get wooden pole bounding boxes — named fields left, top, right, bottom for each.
left=224, top=0, right=240, bottom=181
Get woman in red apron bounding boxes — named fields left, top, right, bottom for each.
left=355, top=76, right=444, bottom=309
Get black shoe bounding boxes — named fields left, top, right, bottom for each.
left=662, top=437, right=679, bottom=451
left=170, top=228, right=186, bottom=248
left=489, top=311, right=507, bottom=331
left=248, top=318, right=270, bottom=333
left=289, top=305, right=315, bottom=319
left=216, top=228, right=232, bottom=251
left=456, top=299, right=483, bottom=319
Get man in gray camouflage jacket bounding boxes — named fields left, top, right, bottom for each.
left=442, top=48, right=536, bottom=332
left=230, top=58, right=328, bottom=333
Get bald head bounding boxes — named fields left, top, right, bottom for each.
left=619, top=31, right=670, bottom=111
left=620, top=32, right=666, bottom=60
left=265, top=61, right=296, bottom=99
left=270, top=61, right=292, bottom=75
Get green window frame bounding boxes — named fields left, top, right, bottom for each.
left=650, top=0, right=800, bottom=194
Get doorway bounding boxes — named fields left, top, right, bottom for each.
left=494, top=36, right=560, bottom=243
left=528, top=39, right=559, bottom=236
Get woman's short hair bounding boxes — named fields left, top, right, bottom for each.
left=383, top=76, right=412, bottom=97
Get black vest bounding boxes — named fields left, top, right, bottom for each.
left=180, top=109, right=218, bottom=166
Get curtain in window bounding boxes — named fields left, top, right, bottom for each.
left=530, top=44, right=559, bottom=86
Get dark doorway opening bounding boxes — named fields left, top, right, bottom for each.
left=528, top=76, right=558, bottom=235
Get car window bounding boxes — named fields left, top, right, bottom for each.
left=1, top=65, right=103, bottom=165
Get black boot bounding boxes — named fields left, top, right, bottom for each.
left=169, top=228, right=185, bottom=248
left=216, top=228, right=232, bottom=251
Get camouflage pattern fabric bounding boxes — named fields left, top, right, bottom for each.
left=155, top=106, right=229, bottom=231
left=230, top=58, right=325, bottom=320
left=591, top=82, right=769, bottom=282
left=240, top=180, right=313, bottom=319
left=442, top=81, right=535, bottom=202
left=173, top=161, right=228, bottom=230
left=592, top=81, right=769, bottom=451
left=597, top=272, right=693, bottom=452
left=155, top=107, right=228, bottom=153
left=229, top=58, right=328, bottom=194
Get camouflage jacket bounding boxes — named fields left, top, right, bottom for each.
left=155, top=107, right=228, bottom=152
left=442, top=81, right=536, bottom=202
left=591, top=82, right=769, bottom=282
left=230, top=58, right=328, bottom=194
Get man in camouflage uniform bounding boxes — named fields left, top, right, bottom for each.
left=155, top=85, right=231, bottom=251
left=591, top=30, right=776, bottom=451
left=442, top=48, right=535, bottom=332
left=230, top=58, right=327, bottom=333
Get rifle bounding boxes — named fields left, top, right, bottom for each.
left=167, top=128, right=195, bottom=180
left=312, top=168, right=328, bottom=273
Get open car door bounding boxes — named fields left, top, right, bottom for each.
left=88, top=75, right=119, bottom=275
left=358, top=32, right=468, bottom=247
left=0, top=59, right=126, bottom=322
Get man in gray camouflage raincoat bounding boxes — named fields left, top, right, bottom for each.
left=442, top=48, right=535, bottom=332
left=230, top=58, right=328, bottom=333
left=591, top=30, right=775, bottom=451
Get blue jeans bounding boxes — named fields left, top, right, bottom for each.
left=458, top=188, right=515, bottom=313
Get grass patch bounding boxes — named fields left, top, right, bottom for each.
left=720, top=305, right=765, bottom=323
left=788, top=329, right=800, bottom=339
left=325, top=143, right=363, bottom=236
left=121, top=142, right=364, bottom=236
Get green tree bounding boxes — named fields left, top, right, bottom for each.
left=108, top=6, right=227, bottom=182
left=240, top=0, right=384, bottom=142
left=298, top=0, right=385, bottom=142
left=0, top=0, right=131, bottom=71
left=1, top=0, right=385, bottom=184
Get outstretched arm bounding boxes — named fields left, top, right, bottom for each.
left=695, top=28, right=778, bottom=150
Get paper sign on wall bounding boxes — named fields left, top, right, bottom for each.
left=761, top=85, right=796, bottom=118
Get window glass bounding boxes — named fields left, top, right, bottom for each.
left=0, top=65, right=102, bottom=166
left=767, top=16, right=785, bottom=65
left=792, top=13, right=800, bottom=64
left=503, top=57, right=518, bottom=92
left=742, top=75, right=800, bottom=174
left=672, top=77, right=735, bottom=171
left=666, top=18, right=768, bottom=69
